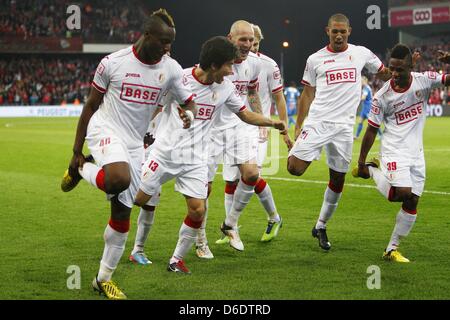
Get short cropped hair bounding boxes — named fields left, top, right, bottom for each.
left=328, top=13, right=350, bottom=27
left=390, top=43, right=412, bottom=65
left=252, top=24, right=264, bottom=40
left=199, top=36, right=238, bottom=70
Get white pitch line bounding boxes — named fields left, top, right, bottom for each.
left=216, top=172, right=450, bottom=196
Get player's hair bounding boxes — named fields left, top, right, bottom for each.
left=252, top=24, right=264, bottom=40
left=390, top=43, right=412, bottom=65
left=144, top=8, right=175, bottom=32
left=328, top=13, right=350, bottom=27
left=199, top=36, right=238, bottom=70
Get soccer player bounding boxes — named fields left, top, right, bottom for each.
left=354, top=76, right=381, bottom=139
left=284, top=81, right=301, bottom=129
left=133, top=36, right=286, bottom=273
left=60, top=9, right=196, bottom=299
left=202, top=20, right=289, bottom=253
left=287, top=13, right=392, bottom=251
left=353, top=44, right=449, bottom=262
left=251, top=24, right=292, bottom=241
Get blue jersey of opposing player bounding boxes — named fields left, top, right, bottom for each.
left=284, top=84, right=300, bottom=116
left=360, top=84, right=373, bottom=119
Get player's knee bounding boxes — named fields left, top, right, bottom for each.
left=287, top=158, right=305, bottom=176
left=391, top=188, right=413, bottom=202
left=188, top=203, right=205, bottom=220
left=242, top=172, right=259, bottom=185
left=105, top=173, right=131, bottom=194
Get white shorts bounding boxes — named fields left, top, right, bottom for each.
left=86, top=114, right=160, bottom=208
left=288, top=121, right=353, bottom=173
left=208, top=123, right=258, bottom=182
left=381, top=153, right=425, bottom=196
left=140, top=150, right=208, bottom=200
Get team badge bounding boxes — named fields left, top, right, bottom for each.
left=245, top=69, right=248, bottom=77
left=159, top=73, right=165, bottom=83
left=211, top=91, right=217, bottom=102
left=348, top=55, right=353, bottom=61
left=415, top=90, right=423, bottom=99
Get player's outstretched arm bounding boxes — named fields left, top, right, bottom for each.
left=438, top=50, right=450, bottom=64
left=68, top=87, right=103, bottom=177
left=272, top=90, right=293, bottom=149
left=357, top=125, right=378, bottom=178
left=237, top=109, right=287, bottom=134
left=295, top=85, right=315, bottom=140
left=376, top=66, right=392, bottom=82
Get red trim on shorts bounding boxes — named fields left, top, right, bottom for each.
left=272, top=85, right=283, bottom=93
left=109, top=218, right=130, bottom=233
left=328, top=181, right=343, bottom=193
left=225, top=183, right=237, bottom=195
left=91, top=81, right=106, bottom=93
left=255, top=178, right=267, bottom=194
left=241, top=177, right=258, bottom=187
left=184, top=215, right=203, bottom=229
left=377, top=63, right=384, bottom=73
left=388, top=187, right=395, bottom=201
left=368, top=119, right=380, bottom=128
left=96, top=169, right=106, bottom=192
left=402, top=206, right=417, bottom=215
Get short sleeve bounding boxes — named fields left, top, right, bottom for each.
left=422, top=71, right=447, bottom=89
left=367, top=95, right=384, bottom=128
left=92, top=57, right=110, bottom=93
left=225, top=85, right=247, bottom=113
left=301, top=56, right=316, bottom=87
left=361, top=46, right=384, bottom=74
left=247, top=58, right=261, bottom=90
left=267, top=63, right=283, bottom=93
left=169, top=62, right=194, bottom=105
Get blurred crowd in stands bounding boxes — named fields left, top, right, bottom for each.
left=0, top=55, right=99, bottom=105
left=0, top=0, right=146, bottom=43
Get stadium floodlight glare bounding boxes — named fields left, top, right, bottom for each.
left=282, top=41, right=289, bottom=48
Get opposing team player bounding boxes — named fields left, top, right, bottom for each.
left=60, top=9, right=196, bottom=299
left=353, top=44, right=449, bottom=262
left=287, top=13, right=392, bottom=250
left=284, top=81, right=301, bottom=129
left=133, top=36, right=286, bottom=274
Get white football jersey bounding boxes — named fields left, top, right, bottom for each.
left=256, top=52, right=283, bottom=117
left=301, top=44, right=383, bottom=125
left=151, top=67, right=246, bottom=164
left=92, top=47, right=193, bottom=149
left=369, top=71, right=446, bottom=157
left=212, top=51, right=261, bottom=130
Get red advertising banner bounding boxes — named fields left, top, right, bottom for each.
left=0, top=36, right=83, bottom=53
left=390, top=6, right=450, bottom=27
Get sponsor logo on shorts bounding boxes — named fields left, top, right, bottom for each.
left=196, top=103, right=216, bottom=120
left=325, top=68, right=356, bottom=85
left=395, top=101, right=423, bottom=125
left=120, top=82, right=161, bottom=105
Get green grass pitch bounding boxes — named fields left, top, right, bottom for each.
left=1, top=116, right=449, bottom=300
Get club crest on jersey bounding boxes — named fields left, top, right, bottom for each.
left=395, top=101, right=423, bottom=125
left=158, top=73, right=165, bottom=83
left=120, top=83, right=162, bottom=105
left=211, top=91, right=217, bottom=102
left=245, top=69, right=249, bottom=77
left=348, top=55, right=353, bottom=61
left=325, top=68, right=356, bottom=85
left=415, top=90, right=423, bottom=99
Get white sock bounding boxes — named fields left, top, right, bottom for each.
left=369, top=167, right=393, bottom=200
left=387, top=208, right=417, bottom=252
left=170, top=221, right=198, bottom=263
left=225, top=179, right=255, bottom=228
left=132, top=208, right=155, bottom=255
left=79, top=162, right=102, bottom=188
left=98, top=224, right=128, bottom=282
left=224, top=190, right=234, bottom=217
left=315, top=186, right=342, bottom=229
left=255, top=181, right=279, bottom=222
left=196, top=199, right=208, bottom=246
